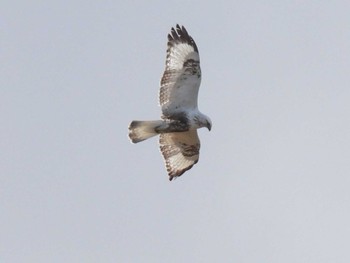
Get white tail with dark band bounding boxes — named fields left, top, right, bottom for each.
left=128, top=120, right=163, bottom=143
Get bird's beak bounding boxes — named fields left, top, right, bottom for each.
left=206, top=121, right=212, bottom=131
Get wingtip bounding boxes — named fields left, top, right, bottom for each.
left=181, top=25, right=188, bottom=35
left=166, top=24, right=198, bottom=52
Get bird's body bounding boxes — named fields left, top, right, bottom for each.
left=128, top=25, right=211, bottom=181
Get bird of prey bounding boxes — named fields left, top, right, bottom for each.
left=128, top=24, right=212, bottom=181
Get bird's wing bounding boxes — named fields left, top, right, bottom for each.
left=159, top=129, right=200, bottom=180
left=159, top=25, right=201, bottom=117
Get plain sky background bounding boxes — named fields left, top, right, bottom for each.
left=2, top=1, right=350, bottom=262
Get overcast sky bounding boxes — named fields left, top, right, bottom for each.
left=2, top=1, right=350, bottom=262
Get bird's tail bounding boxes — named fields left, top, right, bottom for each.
left=128, top=120, right=164, bottom=143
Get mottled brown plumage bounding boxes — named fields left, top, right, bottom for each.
left=128, top=25, right=211, bottom=181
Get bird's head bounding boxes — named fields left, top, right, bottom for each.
left=195, top=113, right=212, bottom=131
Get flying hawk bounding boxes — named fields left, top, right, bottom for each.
left=128, top=25, right=212, bottom=181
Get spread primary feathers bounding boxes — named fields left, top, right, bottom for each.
left=128, top=25, right=212, bottom=181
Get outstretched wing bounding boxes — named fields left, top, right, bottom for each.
left=159, top=25, right=201, bottom=117
left=159, top=130, right=200, bottom=181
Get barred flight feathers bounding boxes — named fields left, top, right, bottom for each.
left=128, top=25, right=212, bottom=181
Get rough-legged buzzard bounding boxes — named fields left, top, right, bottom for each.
left=128, top=25, right=212, bottom=181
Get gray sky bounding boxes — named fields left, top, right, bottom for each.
left=2, top=1, right=350, bottom=262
